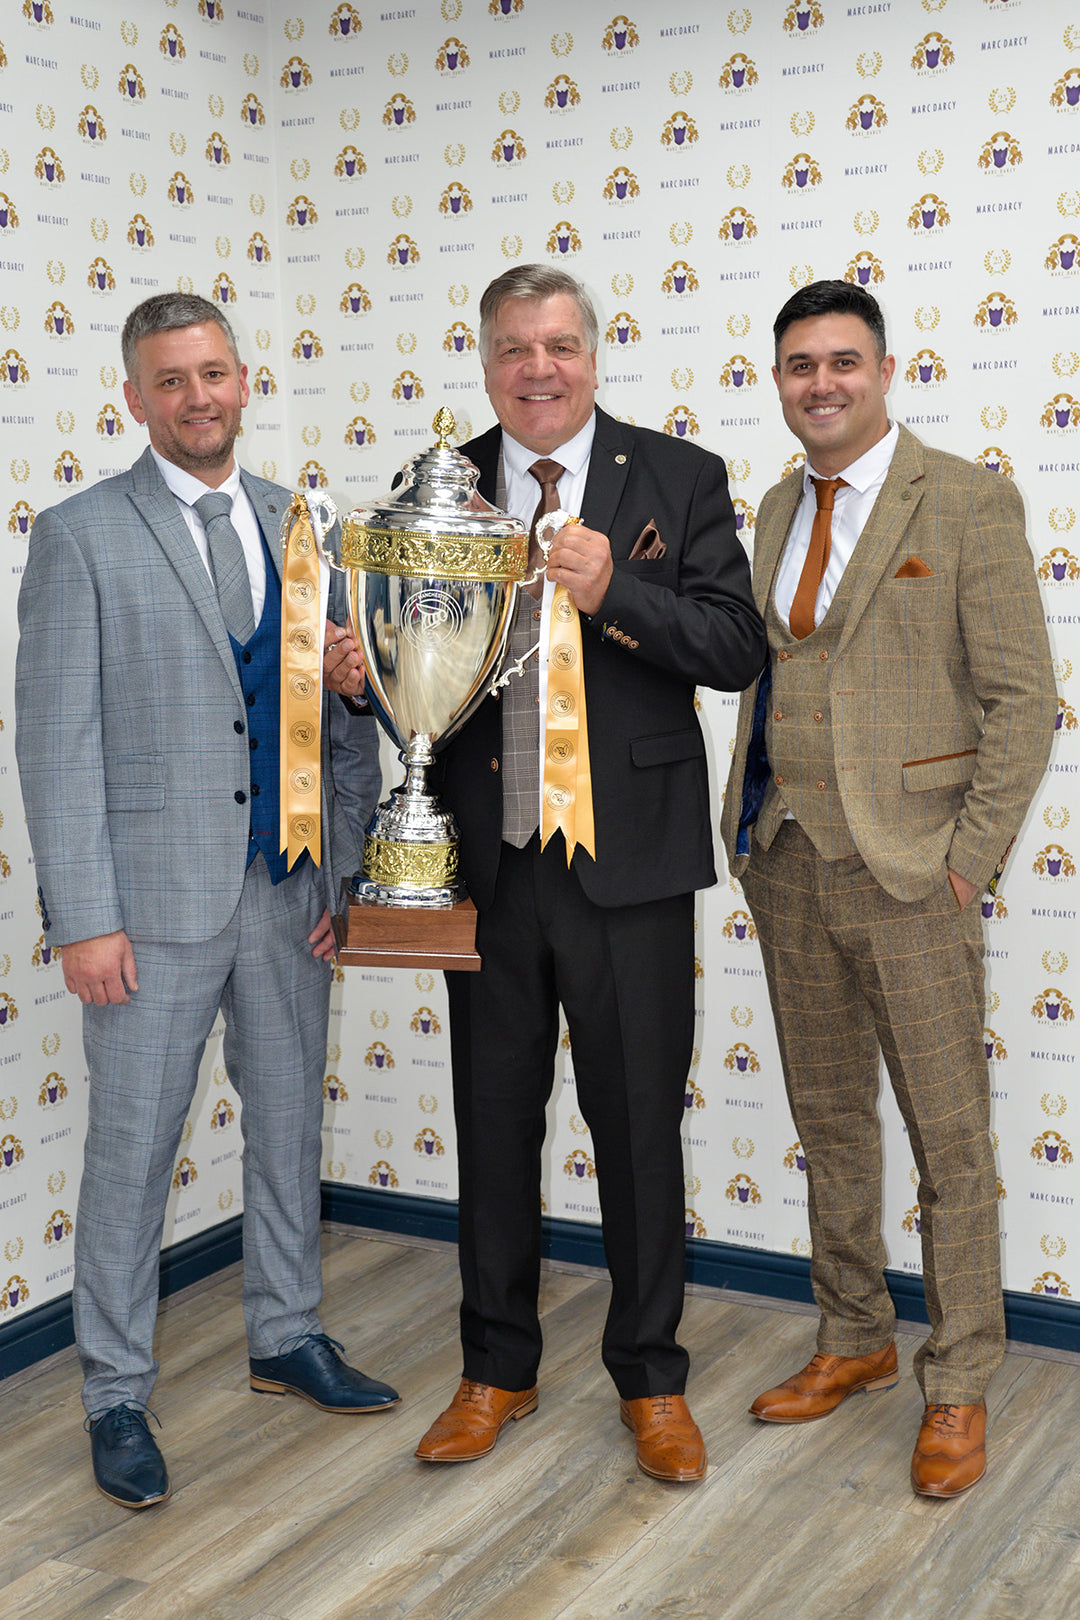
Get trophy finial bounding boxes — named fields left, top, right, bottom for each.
left=433, top=406, right=456, bottom=448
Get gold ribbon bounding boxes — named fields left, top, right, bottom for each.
left=540, top=520, right=595, bottom=864
left=279, top=493, right=322, bottom=869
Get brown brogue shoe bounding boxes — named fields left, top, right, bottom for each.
left=620, top=1394, right=707, bottom=1483
left=749, top=1342, right=899, bottom=1423
left=414, top=1379, right=538, bottom=1463
left=910, top=1400, right=987, bottom=1498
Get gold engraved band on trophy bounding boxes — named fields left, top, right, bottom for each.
left=362, top=835, right=460, bottom=891
left=279, top=494, right=324, bottom=869
left=340, top=523, right=528, bottom=583
left=539, top=518, right=595, bottom=865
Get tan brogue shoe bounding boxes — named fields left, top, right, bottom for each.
left=910, top=1400, right=987, bottom=1498
left=749, top=1343, right=899, bottom=1423
left=620, top=1394, right=707, bottom=1483
left=414, top=1379, right=538, bottom=1463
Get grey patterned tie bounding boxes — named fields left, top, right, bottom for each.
left=194, top=490, right=256, bottom=644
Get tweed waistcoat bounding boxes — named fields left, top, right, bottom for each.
left=756, top=590, right=858, bottom=862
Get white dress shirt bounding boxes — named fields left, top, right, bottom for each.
left=151, top=446, right=268, bottom=625
left=773, top=421, right=899, bottom=632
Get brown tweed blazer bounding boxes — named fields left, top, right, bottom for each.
left=720, top=424, right=1057, bottom=901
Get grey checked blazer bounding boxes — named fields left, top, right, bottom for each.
left=15, top=446, right=362, bottom=945
left=720, top=425, right=1057, bottom=901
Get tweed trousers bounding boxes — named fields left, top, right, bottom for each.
left=75, top=854, right=331, bottom=1413
left=740, top=821, right=1004, bottom=1404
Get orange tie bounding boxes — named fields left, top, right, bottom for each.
left=789, top=475, right=847, bottom=640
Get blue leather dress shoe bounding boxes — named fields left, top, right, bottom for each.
left=85, top=1404, right=170, bottom=1510
left=249, top=1333, right=400, bottom=1413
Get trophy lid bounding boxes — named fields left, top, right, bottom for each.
left=340, top=407, right=527, bottom=580
left=345, top=407, right=523, bottom=538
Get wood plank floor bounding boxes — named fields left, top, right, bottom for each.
left=2, top=1227, right=1079, bottom=1620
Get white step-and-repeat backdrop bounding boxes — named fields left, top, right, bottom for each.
left=0, top=0, right=1077, bottom=1335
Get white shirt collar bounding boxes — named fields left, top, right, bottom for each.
left=501, top=412, right=596, bottom=482
left=803, top=420, right=898, bottom=497
left=150, top=444, right=242, bottom=510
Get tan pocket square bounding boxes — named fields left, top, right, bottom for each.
left=629, top=519, right=666, bottom=560
left=894, top=555, right=934, bottom=579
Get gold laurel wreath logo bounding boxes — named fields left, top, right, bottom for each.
left=499, top=91, right=520, bottom=116
left=444, top=142, right=465, bottom=167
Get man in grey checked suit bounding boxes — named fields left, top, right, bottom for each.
left=720, top=281, right=1055, bottom=1498
left=15, top=294, right=397, bottom=1511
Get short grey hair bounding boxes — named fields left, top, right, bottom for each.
left=121, top=292, right=240, bottom=382
left=478, top=264, right=599, bottom=360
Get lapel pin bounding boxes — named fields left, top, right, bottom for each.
left=615, top=454, right=627, bottom=465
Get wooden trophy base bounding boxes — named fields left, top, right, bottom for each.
left=332, top=883, right=481, bottom=971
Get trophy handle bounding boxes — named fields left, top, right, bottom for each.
left=487, top=509, right=579, bottom=695
left=280, top=491, right=344, bottom=571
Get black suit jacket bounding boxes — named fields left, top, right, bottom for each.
left=437, top=407, right=766, bottom=910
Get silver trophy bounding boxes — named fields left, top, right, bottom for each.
left=338, top=408, right=528, bottom=909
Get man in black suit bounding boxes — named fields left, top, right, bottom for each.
left=336, top=266, right=764, bottom=1480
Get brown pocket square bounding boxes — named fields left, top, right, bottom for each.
left=629, top=519, right=666, bottom=560
left=894, top=555, right=934, bottom=579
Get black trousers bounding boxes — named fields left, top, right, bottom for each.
left=446, top=835, right=694, bottom=1400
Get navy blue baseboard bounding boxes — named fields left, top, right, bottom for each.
left=4, top=1188, right=1077, bottom=1382
left=324, top=1184, right=1080, bottom=1356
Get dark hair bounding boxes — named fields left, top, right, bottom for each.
left=478, top=264, right=599, bottom=360
left=122, top=293, right=240, bottom=381
left=773, top=279, right=888, bottom=362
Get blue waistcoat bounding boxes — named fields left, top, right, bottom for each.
left=231, top=528, right=301, bottom=885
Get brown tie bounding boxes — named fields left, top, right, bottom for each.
left=789, top=475, right=847, bottom=640
left=527, top=458, right=565, bottom=599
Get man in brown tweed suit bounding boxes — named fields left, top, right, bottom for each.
left=720, top=280, right=1056, bottom=1497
